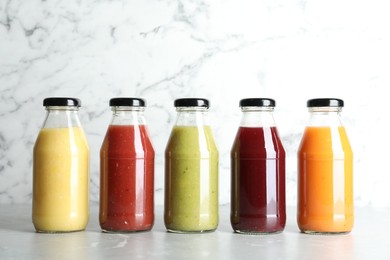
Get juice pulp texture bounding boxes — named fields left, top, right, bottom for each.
left=100, top=125, right=154, bottom=232
left=298, top=126, right=353, bottom=233
left=231, top=127, right=286, bottom=233
left=33, top=127, right=89, bottom=232
left=165, top=126, right=219, bottom=232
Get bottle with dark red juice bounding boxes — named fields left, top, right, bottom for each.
left=100, top=97, right=155, bottom=232
left=231, top=98, right=286, bottom=234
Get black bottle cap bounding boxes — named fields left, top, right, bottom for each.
left=43, top=97, right=81, bottom=107
left=109, top=97, right=146, bottom=107
left=239, top=98, right=275, bottom=107
left=307, top=98, right=344, bottom=107
left=174, top=98, right=209, bottom=108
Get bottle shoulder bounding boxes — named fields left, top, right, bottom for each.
left=298, top=126, right=352, bottom=156
left=165, top=125, right=218, bottom=155
left=231, top=126, right=285, bottom=158
left=42, top=110, right=83, bottom=128
left=34, top=127, right=89, bottom=152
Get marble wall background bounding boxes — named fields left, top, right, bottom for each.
left=1, top=0, right=390, bottom=207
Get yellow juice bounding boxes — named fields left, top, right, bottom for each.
left=32, top=127, right=89, bottom=232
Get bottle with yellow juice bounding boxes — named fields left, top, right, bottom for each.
left=32, top=97, right=90, bottom=233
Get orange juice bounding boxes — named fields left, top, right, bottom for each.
left=298, top=126, right=353, bottom=233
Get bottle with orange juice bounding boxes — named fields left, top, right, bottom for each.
left=297, top=98, right=353, bottom=234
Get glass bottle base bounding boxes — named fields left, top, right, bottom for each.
left=35, top=228, right=85, bottom=234
left=234, top=229, right=283, bottom=235
left=301, top=230, right=351, bottom=235
left=166, top=228, right=216, bottom=234
left=101, top=228, right=152, bottom=234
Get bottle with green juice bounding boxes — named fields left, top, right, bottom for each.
left=164, top=98, right=219, bottom=233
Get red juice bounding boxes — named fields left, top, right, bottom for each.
left=231, top=126, right=286, bottom=233
left=100, top=125, right=154, bottom=232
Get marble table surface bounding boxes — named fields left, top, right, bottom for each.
left=0, top=204, right=388, bottom=260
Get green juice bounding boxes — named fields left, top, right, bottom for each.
left=164, top=125, right=219, bottom=232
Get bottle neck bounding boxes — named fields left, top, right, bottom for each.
left=308, top=107, right=343, bottom=127
left=42, top=106, right=81, bottom=128
left=110, top=106, right=146, bottom=125
left=239, top=107, right=276, bottom=127
left=175, top=107, right=209, bottom=126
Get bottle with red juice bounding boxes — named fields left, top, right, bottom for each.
left=100, top=97, right=155, bottom=232
left=230, top=98, right=286, bottom=234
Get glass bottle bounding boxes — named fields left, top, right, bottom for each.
left=231, top=98, right=286, bottom=234
left=297, top=98, right=353, bottom=234
left=100, top=98, right=155, bottom=232
left=32, top=97, right=89, bottom=233
left=164, top=98, right=219, bottom=233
